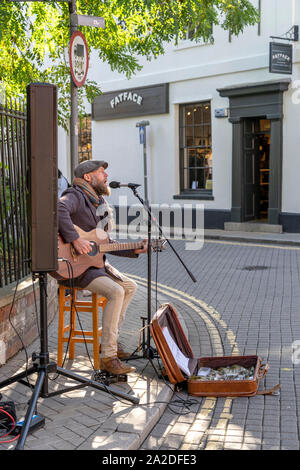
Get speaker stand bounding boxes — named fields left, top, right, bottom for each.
left=0, top=272, right=139, bottom=450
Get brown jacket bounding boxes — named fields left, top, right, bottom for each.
left=58, top=185, right=138, bottom=288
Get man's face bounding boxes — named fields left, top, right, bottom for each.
left=84, top=166, right=110, bottom=196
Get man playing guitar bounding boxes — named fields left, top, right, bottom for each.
left=58, top=160, right=147, bottom=376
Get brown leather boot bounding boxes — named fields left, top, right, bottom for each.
left=117, top=343, right=132, bottom=360
left=99, top=356, right=136, bottom=375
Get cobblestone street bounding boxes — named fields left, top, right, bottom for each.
left=114, top=238, right=300, bottom=450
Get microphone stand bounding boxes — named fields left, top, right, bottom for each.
left=126, top=186, right=196, bottom=361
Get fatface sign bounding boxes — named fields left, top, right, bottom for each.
left=269, top=42, right=293, bottom=75
left=93, top=83, right=169, bottom=121
left=110, top=91, right=143, bottom=109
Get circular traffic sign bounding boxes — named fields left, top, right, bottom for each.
left=69, top=31, right=89, bottom=87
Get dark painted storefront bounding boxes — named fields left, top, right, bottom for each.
left=217, top=79, right=300, bottom=232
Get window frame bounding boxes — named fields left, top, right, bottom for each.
left=174, top=24, right=213, bottom=51
left=176, top=101, right=213, bottom=200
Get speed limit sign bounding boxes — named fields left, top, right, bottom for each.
left=69, top=31, right=89, bottom=87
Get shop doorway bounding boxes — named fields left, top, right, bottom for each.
left=243, top=118, right=270, bottom=221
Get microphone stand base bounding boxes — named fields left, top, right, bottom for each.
left=125, top=346, right=159, bottom=362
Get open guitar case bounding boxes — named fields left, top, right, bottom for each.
left=150, top=303, right=280, bottom=397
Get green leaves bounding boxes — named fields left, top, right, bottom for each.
left=0, top=0, right=259, bottom=129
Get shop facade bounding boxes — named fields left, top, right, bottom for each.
left=85, top=0, right=300, bottom=233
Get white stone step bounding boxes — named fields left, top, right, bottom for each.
left=224, top=222, right=283, bottom=234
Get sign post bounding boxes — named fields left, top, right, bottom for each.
left=68, top=0, right=105, bottom=178
left=69, top=0, right=79, bottom=179
left=139, top=125, right=145, bottom=145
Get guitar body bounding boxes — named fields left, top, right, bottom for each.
left=53, top=225, right=165, bottom=280
left=56, top=226, right=108, bottom=279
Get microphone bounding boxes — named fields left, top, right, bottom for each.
left=109, top=181, right=141, bottom=189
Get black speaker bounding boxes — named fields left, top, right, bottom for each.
left=27, top=83, right=58, bottom=272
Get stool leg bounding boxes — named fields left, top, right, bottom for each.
left=98, top=298, right=105, bottom=351
left=57, top=287, right=65, bottom=367
left=69, top=288, right=77, bottom=360
left=92, top=293, right=100, bottom=370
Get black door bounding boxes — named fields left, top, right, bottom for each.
left=243, top=119, right=260, bottom=221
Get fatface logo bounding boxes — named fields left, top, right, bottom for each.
left=272, top=53, right=291, bottom=62
left=110, top=91, right=143, bottom=109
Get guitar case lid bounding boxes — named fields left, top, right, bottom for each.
left=150, top=303, right=197, bottom=384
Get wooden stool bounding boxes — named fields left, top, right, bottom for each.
left=57, top=285, right=107, bottom=370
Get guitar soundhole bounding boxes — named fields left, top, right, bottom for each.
left=88, top=241, right=98, bottom=256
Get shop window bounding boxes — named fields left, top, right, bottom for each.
left=179, top=102, right=213, bottom=196
left=78, top=114, right=92, bottom=162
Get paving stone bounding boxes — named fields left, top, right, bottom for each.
left=168, top=422, right=191, bottom=436
left=204, top=441, right=224, bottom=450
left=140, top=435, right=165, bottom=450
left=161, top=433, right=185, bottom=448
left=183, top=430, right=204, bottom=445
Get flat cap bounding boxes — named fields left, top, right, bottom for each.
left=74, top=160, right=108, bottom=178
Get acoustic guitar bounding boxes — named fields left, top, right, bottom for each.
left=55, top=225, right=166, bottom=279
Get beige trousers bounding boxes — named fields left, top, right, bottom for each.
left=85, top=273, right=137, bottom=358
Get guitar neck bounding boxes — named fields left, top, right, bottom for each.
left=99, top=241, right=143, bottom=253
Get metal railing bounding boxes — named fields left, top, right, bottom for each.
left=0, top=98, right=30, bottom=287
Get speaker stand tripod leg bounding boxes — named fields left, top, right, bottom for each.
left=56, top=366, right=139, bottom=403
left=14, top=370, right=46, bottom=450
left=0, top=365, right=37, bottom=390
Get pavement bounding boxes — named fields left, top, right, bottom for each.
left=204, top=228, right=300, bottom=247
left=0, top=227, right=300, bottom=451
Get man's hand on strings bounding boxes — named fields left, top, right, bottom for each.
left=134, top=239, right=148, bottom=254
left=72, top=238, right=92, bottom=255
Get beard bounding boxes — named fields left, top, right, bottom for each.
left=90, top=175, right=111, bottom=196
